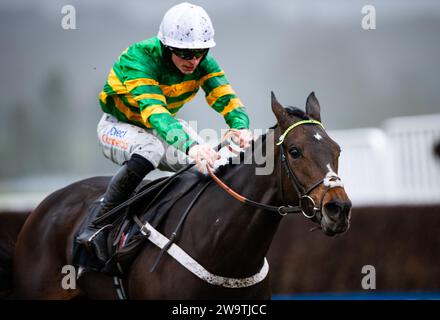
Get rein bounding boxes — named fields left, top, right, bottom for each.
left=207, top=120, right=330, bottom=219
left=206, top=165, right=301, bottom=215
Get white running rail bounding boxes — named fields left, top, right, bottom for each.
left=329, top=113, right=440, bottom=205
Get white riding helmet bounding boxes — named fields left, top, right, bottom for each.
left=158, top=2, right=216, bottom=49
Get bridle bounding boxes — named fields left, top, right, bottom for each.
left=278, top=141, right=326, bottom=220
left=207, top=119, right=342, bottom=220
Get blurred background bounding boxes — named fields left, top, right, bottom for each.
left=0, top=0, right=439, bottom=298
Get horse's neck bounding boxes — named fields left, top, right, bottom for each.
left=198, top=133, right=284, bottom=277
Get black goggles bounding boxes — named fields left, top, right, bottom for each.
left=168, top=47, right=209, bottom=60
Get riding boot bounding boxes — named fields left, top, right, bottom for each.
left=75, top=154, right=154, bottom=267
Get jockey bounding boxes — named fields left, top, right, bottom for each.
left=77, top=3, right=252, bottom=253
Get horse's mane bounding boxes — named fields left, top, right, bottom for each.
left=269, top=106, right=309, bottom=130
left=216, top=106, right=308, bottom=174
left=215, top=130, right=270, bottom=175
left=285, top=106, right=310, bottom=120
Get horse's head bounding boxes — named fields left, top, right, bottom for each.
left=271, top=92, right=352, bottom=236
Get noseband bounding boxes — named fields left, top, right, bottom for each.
left=208, top=119, right=343, bottom=219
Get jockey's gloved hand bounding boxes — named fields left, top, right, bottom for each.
left=223, top=129, right=253, bottom=149
left=188, top=143, right=221, bottom=172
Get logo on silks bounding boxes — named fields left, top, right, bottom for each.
left=107, top=126, right=128, bottom=138
left=102, top=126, right=129, bottom=150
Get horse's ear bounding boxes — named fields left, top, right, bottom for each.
left=306, top=92, right=321, bottom=122
left=271, top=91, right=289, bottom=127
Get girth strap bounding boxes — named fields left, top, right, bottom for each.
left=135, top=220, right=269, bottom=288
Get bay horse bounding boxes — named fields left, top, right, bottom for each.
left=0, top=210, right=30, bottom=298
left=12, top=92, right=351, bottom=299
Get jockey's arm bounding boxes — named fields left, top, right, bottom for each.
left=148, top=113, right=198, bottom=153
left=199, top=55, right=251, bottom=148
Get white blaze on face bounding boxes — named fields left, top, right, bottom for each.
left=324, top=164, right=344, bottom=188
left=314, top=133, right=323, bottom=141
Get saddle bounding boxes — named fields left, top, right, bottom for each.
left=72, top=165, right=212, bottom=276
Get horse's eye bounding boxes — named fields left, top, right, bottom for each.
left=289, top=147, right=302, bottom=159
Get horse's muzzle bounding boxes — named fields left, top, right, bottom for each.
left=321, top=199, right=352, bottom=236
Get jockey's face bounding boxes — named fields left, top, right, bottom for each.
left=171, top=53, right=204, bottom=75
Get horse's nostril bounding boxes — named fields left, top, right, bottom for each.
left=324, top=201, right=351, bottom=218
left=324, top=202, right=341, bottom=216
